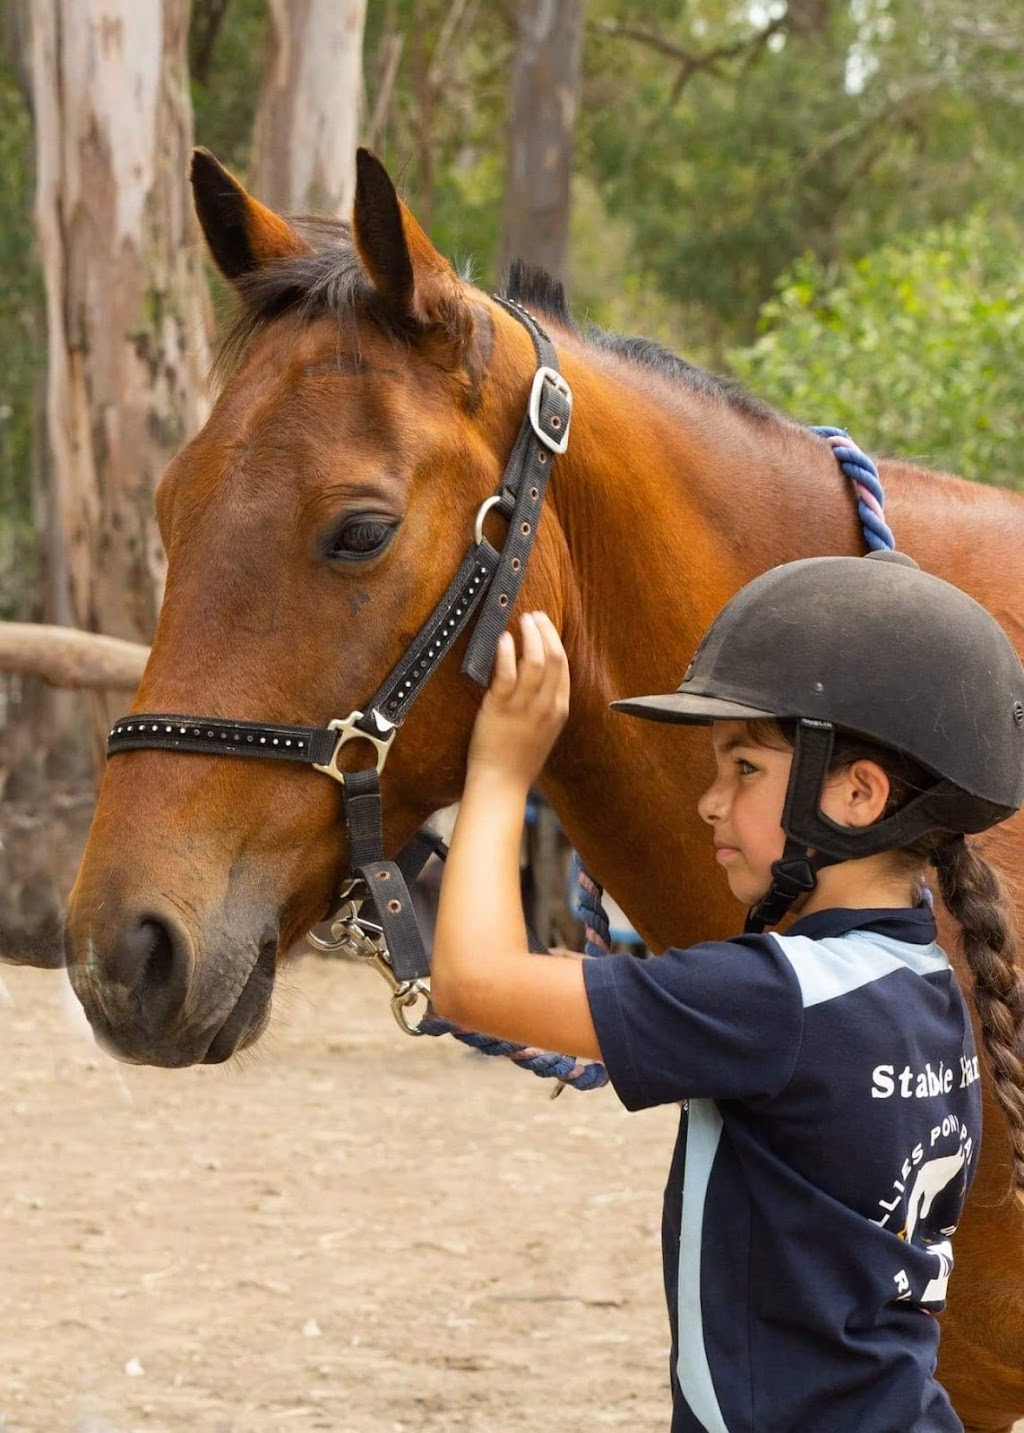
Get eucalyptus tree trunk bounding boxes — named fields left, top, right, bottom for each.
left=30, top=0, right=210, bottom=744
left=498, top=0, right=584, bottom=287
left=250, top=0, right=367, bottom=217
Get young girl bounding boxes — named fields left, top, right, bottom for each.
left=430, top=550, right=1024, bottom=1433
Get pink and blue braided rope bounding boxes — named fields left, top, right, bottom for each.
left=417, top=858, right=611, bottom=1089
left=812, top=427, right=895, bottom=552
left=420, top=426, right=893, bottom=1089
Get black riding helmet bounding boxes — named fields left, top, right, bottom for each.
left=612, top=551, right=1024, bottom=930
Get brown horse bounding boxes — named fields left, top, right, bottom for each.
left=62, top=148, right=1024, bottom=1430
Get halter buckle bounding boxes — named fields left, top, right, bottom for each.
left=312, top=709, right=396, bottom=786
left=529, top=366, right=572, bottom=454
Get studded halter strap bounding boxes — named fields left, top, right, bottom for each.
left=107, top=298, right=574, bottom=1030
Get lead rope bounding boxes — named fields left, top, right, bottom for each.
left=414, top=849, right=616, bottom=1093
left=417, top=1011, right=609, bottom=1091
left=415, top=425, right=891, bottom=1092
left=811, top=426, right=895, bottom=552
left=416, top=835, right=610, bottom=1092
left=573, top=860, right=613, bottom=959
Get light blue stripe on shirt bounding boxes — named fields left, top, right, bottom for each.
left=677, top=1098, right=731, bottom=1433
left=769, top=931, right=949, bottom=1009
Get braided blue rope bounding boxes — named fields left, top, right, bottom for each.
left=418, top=1010, right=609, bottom=1089
left=812, top=426, right=895, bottom=552
left=416, top=834, right=613, bottom=1089
left=571, top=852, right=613, bottom=958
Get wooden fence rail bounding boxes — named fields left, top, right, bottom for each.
left=0, top=623, right=147, bottom=691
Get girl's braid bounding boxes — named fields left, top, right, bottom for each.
left=934, top=836, right=1024, bottom=1206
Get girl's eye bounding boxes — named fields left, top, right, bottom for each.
left=737, top=758, right=758, bottom=776
left=325, top=518, right=397, bottom=561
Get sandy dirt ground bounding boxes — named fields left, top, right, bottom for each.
left=1, top=954, right=678, bottom=1433
left=5, top=955, right=1023, bottom=1433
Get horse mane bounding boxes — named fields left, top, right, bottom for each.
left=502, top=258, right=777, bottom=423
left=216, top=219, right=776, bottom=423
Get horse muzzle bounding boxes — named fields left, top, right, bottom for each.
left=64, top=899, right=278, bottom=1067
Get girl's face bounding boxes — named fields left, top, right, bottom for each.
left=697, top=721, right=793, bottom=907
left=697, top=719, right=910, bottom=914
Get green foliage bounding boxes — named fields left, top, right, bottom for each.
left=363, top=0, right=512, bottom=283
left=729, top=214, right=1024, bottom=488
left=580, top=0, right=1024, bottom=350
left=0, top=51, right=41, bottom=619
left=289, top=0, right=1024, bottom=374
left=190, top=0, right=268, bottom=176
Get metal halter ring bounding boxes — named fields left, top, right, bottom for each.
left=474, top=493, right=507, bottom=547
left=306, top=882, right=377, bottom=956
left=311, top=710, right=396, bottom=786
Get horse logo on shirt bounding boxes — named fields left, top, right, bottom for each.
left=891, top=1148, right=967, bottom=1303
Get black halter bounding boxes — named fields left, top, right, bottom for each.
left=107, top=299, right=573, bottom=1022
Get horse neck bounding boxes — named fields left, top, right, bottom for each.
left=525, top=340, right=864, bottom=948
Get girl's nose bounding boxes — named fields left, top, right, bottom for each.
left=698, top=780, right=725, bottom=825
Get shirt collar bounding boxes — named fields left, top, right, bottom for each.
left=785, top=903, right=937, bottom=946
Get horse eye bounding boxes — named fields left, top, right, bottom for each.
left=325, top=518, right=397, bottom=561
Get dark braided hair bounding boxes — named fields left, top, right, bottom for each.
left=930, top=835, right=1024, bottom=1206
left=747, top=718, right=1024, bottom=1206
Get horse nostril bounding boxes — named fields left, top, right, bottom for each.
left=107, top=914, right=192, bottom=1022
left=141, top=920, right=178, bottom=991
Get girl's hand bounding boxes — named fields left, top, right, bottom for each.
left=467, top=611, right=570, bottom=790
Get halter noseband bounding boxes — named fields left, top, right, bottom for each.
left=107, top=298, right=573, bottom=1028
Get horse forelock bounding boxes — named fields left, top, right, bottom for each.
left=214, top=216, right=413, bottom=383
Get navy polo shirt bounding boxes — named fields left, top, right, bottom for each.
left=583, top=906, right=980, bottom=1433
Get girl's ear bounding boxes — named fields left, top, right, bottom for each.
left=829, top=759, right=892, bottom=828
left=191, top=147, right=312, bottom=286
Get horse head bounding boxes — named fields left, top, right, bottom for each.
left=64, top=149, right=573, bottom=1066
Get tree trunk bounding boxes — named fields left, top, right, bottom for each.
left=30, top=0, right=209, bottom=745
left=498, top=0, right=584, bottom=287
left=250, top=0, right=367, bottom=217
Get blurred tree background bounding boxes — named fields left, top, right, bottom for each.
left=0, top=0, right=1023, bottom=933
left=4, top=1, right=1023, bottom=630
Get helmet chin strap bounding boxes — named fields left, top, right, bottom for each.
left=743, top=720, right=843, bottom=934
left=743, top=844, right=845, bottom=933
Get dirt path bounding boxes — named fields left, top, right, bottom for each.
left=1, top=957, right=676, bottom=1433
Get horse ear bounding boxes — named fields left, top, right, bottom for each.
left=190, top=147, right=311, bottom=285
left=353, top=149, right=472, bottom=348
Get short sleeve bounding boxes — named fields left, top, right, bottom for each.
left=582, top=936, right=804, bottom=1111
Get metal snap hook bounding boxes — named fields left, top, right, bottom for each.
left=391, top=981, right=431, bottom=1035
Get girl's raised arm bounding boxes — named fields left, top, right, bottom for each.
left=430, top=613, right=602, bottom=1061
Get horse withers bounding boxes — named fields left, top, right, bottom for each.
left=62, top=148, right=1024, bottom=1431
